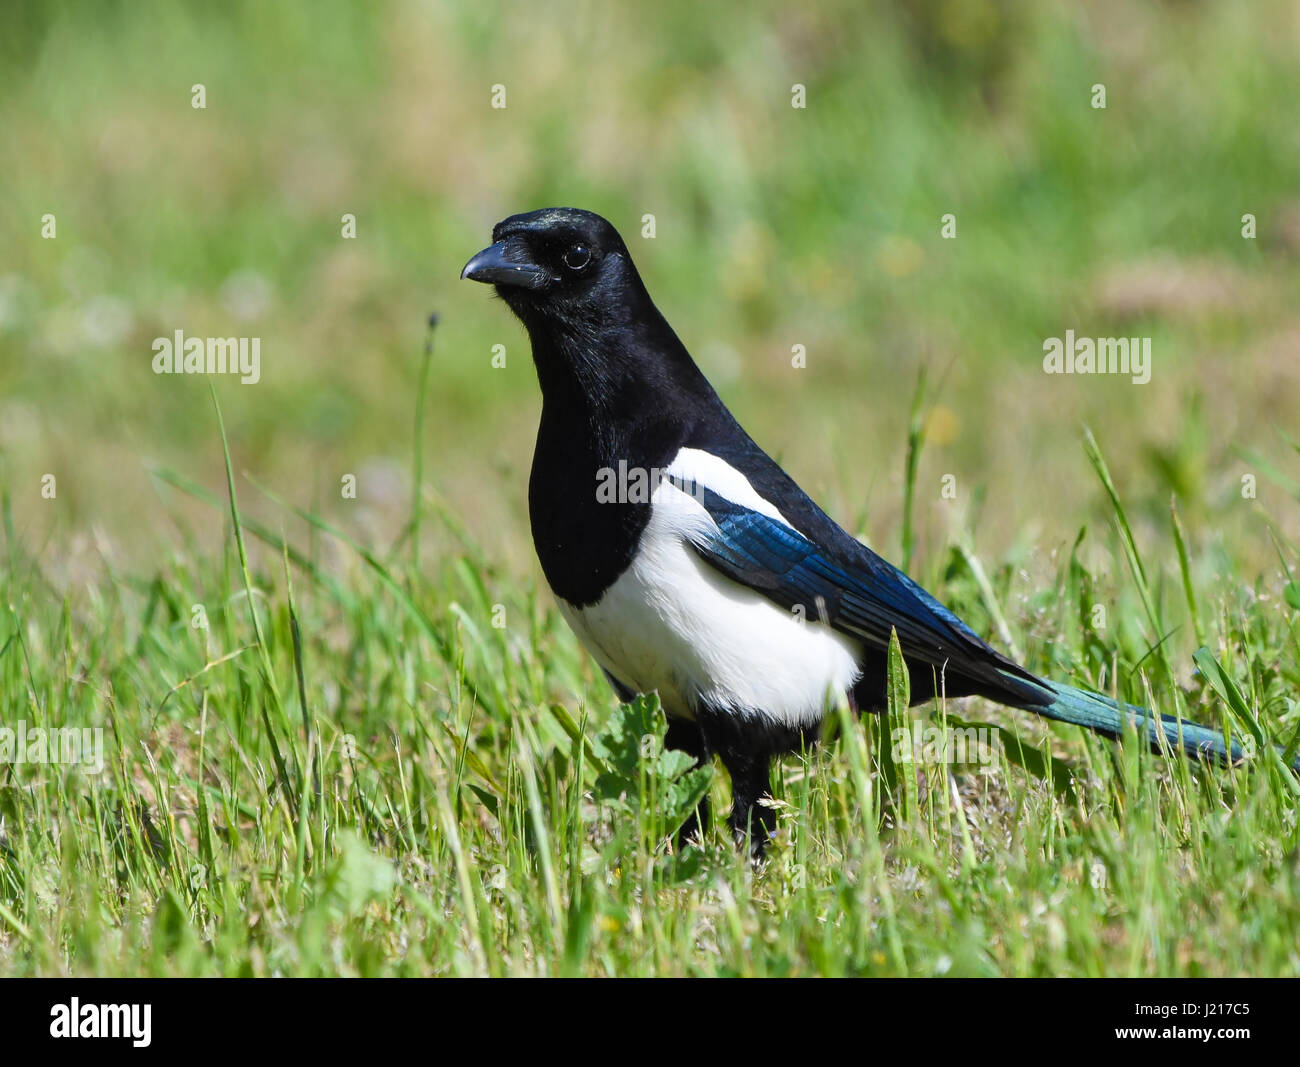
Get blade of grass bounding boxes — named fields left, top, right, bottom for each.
left=411, top=313, right=438, bottom=574
left=210, top=387, right=297, bottom=811
left=1169, top=494, right=1204, bottom=648
left=901, top=366, right=927, bottom=574
left=1082, top=427, right=1177, bottom=696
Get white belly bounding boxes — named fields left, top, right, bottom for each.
left=556, top=462, right=862, bottom=727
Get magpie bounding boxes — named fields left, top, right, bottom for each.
left=462, top=206, right=1260, bottom=852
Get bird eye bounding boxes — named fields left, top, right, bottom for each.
left=563, top=244, right=592, bottom=271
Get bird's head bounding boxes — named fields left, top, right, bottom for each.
left=461, top=207, right=706, bottom=406
left=461, top=207, right=643, bottom=333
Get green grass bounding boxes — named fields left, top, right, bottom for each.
left=2, top=384, right=1299, bottom=976
left=2, top=0, right=1300, bottom=977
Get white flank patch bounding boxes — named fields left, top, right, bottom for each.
left=558, top=449, right=861, bottom=727
left=664, top=447, right=796, bottom=529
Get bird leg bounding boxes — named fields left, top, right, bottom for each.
left=694, top=707, right=803, bottom=858
left=664, top=717, right=710, bottom=849
left=720, top=747, right=776, bottom=857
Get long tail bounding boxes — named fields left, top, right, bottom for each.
left=1030, top=679, right=1251, bottom=766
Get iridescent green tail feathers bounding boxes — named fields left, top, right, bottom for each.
left=1026, top=678, right=1294, bottom=770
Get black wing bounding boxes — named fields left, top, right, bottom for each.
left=675, top=478, right=1049, bottom=709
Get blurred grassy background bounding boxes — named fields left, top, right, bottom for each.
left=3, top=0, right=1299, bottom=596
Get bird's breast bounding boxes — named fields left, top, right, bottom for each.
left=528, top=471, right=648, bottom=606
left=527, top=411, right=675, bottom=606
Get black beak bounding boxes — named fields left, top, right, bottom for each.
left=460, top=241, right=550, bottom=289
